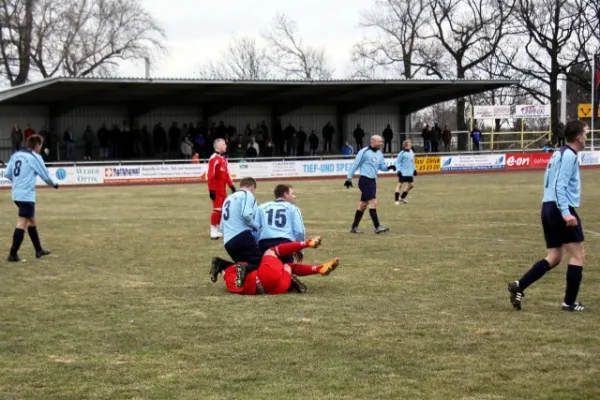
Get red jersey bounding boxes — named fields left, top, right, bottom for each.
left=207, top=152, right=233, bottom=192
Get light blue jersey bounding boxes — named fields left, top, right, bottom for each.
left=395, top=149, right=415, bottom=176
left=254, top=200, right=305, bottom=242
left=220, top=189, right=259, bottom=244
left=347, top=146, right=390, bottom=180
left=5, top=150, right=56, bottom=202
left=542, top=146, right=580, bottom=217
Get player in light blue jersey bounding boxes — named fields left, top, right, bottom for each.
left=5, top=135, right=58, bottom=262
left=344, top=135, right=395, bottom=234
left=394, top=139, right=417, bottom=205
left=217, top=177, right=263, bottom=287
left=508, top=120, right=588, bottom=312
left=254, top=184, right=306, bottom=264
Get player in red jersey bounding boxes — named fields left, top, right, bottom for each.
left=207, top=138, right=236, bottom=240
left=209, top=236, right=340, bottom=294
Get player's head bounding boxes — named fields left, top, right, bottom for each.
left=274, top=184, right=296, bottom=203
left=239, top=177, right=257, bottom=193
left=26, top=134, right=44, bottom=153
left=564, top=120, right=588, bottom=150
left=369, top=135, right=383, bottom=150
left=402, top=139, right=412, bottom=151
left=214, top=138, right=227, bottom=153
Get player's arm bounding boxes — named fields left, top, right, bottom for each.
left=207, top=157, right=218, bottom=198
left=5, top=157, right=14, bottom=181
left=379, top=153, right=393, bottom=171
left=394, top=152, right=403, bottom=173
left=224, top=162, right=235, bottom=192
left=242, top=194, right=260, bottom=231
left=555, top=153, right=577, bottom=217
left=252, top=207, right=264, bottom=239
left=345, top=148, right=366, bottom=187
left=291, top=207, right=306, bottom=242
left=31, top=153, right=58, bottom=187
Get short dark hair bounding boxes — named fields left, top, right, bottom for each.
left=564, top=120, right=588, bottom=142
left=26, top=134, right=44, bottom=150
left=239, top=177, right=257, bottom=188
left=274, top=184, right=292, bottom=198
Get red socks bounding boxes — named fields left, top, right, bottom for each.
left=210, top=210, right=221, bottom=226
left=273, top=241, right=309, bottom=257
left=291, top=263, right=320, bottom=276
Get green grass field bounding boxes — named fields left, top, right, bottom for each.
left=1, top=170, right=600, bottom=400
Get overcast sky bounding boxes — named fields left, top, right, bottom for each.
left=118, top=0, right=374, bottom=79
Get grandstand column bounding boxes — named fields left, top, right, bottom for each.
left=336, top=108, right=344, bottom=152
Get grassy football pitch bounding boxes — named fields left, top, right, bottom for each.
left=1, top=170, right=600, bottom=400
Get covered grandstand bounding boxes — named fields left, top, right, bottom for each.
left=0, top=77, right=517, bottom=160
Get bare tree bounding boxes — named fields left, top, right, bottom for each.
left=500, top=0, right=592, bottom=138
left=0, top=0, right=34, bottom=86
left=427, top=0, right=516, bottom=149
left=0, top=0, right=166, bottom=86
left=263, top=13, right=333, bottom=80
left=33, top=0, right=166, bottom=78
left=471, top=51, right=534, bottom=130
left=351, top=0, right=441, bottom=79
left=197, top=36, right=270, bottom=80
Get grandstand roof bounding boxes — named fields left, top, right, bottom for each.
left=0, top=76, right=517, bottom=115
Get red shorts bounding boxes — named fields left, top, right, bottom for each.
left=211, top=191, right=226, bottom=210
left=258, top=255, right=292, bottom=295
left=223, top=266, right=258, bottom=294
left=222, top=256, right=292, bottom=295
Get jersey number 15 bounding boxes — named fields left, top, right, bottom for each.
left=266, top=208, right=287, bottom=227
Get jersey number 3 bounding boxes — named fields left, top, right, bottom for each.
left=13, top=160, right=22, bottom=177
left=266, top=208, right=287, bottom=227
left=223, top=200, right=231, bottom=220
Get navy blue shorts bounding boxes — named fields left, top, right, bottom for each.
left=358, top=176, right=377, bottom=202
left=14, top=201, right=35, bottom=219
left=541, top=202, right=584, bottom=249
left=224, top=230, right=263, bottom=267
left=259, top=238, right=293, bottom=264
left=398, top=172, right=414, bottom=184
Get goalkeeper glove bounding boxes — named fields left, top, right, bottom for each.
left=387, top=165, right=396, bottom=171
left=229, top=185, right=236, bottom=193
left=53, top=183, right=59, bottom=189
left=413, top=170, right=418, bottom=176
left=209, top=190, right=216, bottom=200
left=344, top=179, right=353, bottom=189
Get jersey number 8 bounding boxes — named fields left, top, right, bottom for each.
left=13, top=160, right=22, bottom=177
left=266, top=208, right=287, bottom=227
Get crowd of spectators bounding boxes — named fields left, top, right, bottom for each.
left=6, top=119, right=402, bottom=162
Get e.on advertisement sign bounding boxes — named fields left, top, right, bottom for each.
left=505, top=153, right=552, bottom=169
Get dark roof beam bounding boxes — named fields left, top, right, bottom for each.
left=273, top=85, right=381, bottom=115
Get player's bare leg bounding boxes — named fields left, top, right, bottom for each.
left=399, top=182, right=414, bottom=204
left=394, top=182, right=402, bottom=205
left=508, top=248, right=562, bottom=310
left=561, top=242, right=585, bottom=311
left=368, top=199, right=388, bottom=234
left=350, top=202, right=367, bottom=233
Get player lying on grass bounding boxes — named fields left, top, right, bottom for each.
left=394, top=139, right=417, bottom=205
left=209, top=236, right=340, bottom=294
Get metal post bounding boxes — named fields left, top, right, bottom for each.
left=591, top=56, right=595, bottom=150
left=521, top=119, right=524, bottom=148
left=560, top=74, right=567, bottom=124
